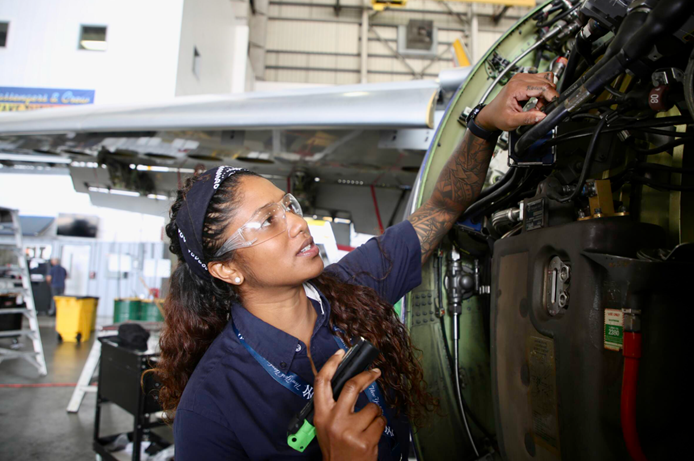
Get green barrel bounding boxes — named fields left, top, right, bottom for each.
left=113, top=298, right=142, bottom=323
left=139, top=300, right=164, bottom=322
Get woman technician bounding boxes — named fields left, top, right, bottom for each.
left=154, top=73, right=557, bottom=460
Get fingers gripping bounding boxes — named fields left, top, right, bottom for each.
left=314, top=349, right=345, bottom=416
left=336, top=369, right=381, bottom=414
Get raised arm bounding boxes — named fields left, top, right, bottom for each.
left=408, top=72, right=559, bottom=264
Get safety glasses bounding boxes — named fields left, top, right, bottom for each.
left=214, top=193, right=303, bottom=256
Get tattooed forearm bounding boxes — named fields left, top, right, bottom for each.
left=408, top=130, right=496, bottom=263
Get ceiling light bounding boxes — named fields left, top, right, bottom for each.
left=88, top=186, right=140, bottom=197
left=0, top=153, right=72, bottom=164
left=136, top=165, right=195, bottom=173
left=147, top=194, right=169, bottom=200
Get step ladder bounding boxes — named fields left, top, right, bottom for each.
left=0, top=207, right=48, bottom=376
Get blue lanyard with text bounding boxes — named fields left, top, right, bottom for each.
left=232, top=322, right=396, bottom=441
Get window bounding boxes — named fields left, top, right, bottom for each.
left=79, top=25, right=107, bottom=51
left=193, top=47, right=201, bottom=78
left=0, top=22, right=8, bottom=48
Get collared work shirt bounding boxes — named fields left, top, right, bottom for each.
left=48, top=264, right=67, bottom=289
left=173, top=220, right=422, bottom=460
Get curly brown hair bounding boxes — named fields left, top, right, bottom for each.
left=152, top=172, right=435, bottom=427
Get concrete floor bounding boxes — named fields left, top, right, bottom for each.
left=0, top=317, right=172, bottom=461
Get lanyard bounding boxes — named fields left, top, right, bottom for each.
left=232, top=322, right=396, bottom=440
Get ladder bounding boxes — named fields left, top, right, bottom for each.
left=0, top=207, right=48, bottom=376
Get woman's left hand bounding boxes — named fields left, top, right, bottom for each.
left=313, top=350, right=385, bottom=461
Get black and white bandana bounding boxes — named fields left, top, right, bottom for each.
left=175, top=166, right=249, bottom=279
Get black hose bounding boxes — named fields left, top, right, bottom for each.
left=636, top=162, right=694, bottom=174
left=558, top=113, right=610, bottom=203
left=478, top=169, right=513, bottom=201
left=567, top=113, right=602, bottom=122
left=435, top=255, right=493, bottom=441
left=536, top=2, right=579, bottom=29
left=634, top=138, right=693, bottom=156
left=543, top=117, right=693, bottom=148
left=634, top=127, right=688, bottom=137
left=559, top=45, right=582, bottom=93
left=603, top=86, right=625, bottom=98
left=632, top=176, right=694, bottom=191
left=539, top=10, right=649, bottom=118
left=515, top=4, right=659, bottom=152
left=459, top=169, right=520, bottom=222
left=475, top=169, right=543, bottom=219
left=575, top=30, right=595, bottom=65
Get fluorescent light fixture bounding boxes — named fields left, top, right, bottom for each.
left=70, top=161, right=102, bottom=168
left=0, top=153, right=72, bottom=164
left=147, top=194, right=169, bottom=200
left=343, top=91, right=369, bottom=97
left=322, top=216, right=333, bottom=222
left=79, top=40, right=107, bottom=51
left=88, top=186, right=140, bottom=197
left=136, top=165, right=195, bottom=173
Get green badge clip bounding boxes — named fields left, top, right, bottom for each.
left=287, top=419, right=316, bottom=452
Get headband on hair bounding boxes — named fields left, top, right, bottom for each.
left=175, top=166, right=249, bottom=279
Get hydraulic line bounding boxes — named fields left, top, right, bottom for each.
left=543, top=117, right=693, bottom=148
left=514, top=0, right=694, bottom=153
left=621, top=331, right=648, bottom=461
left=536, top=2, right=580, bottom=29
left=633, top=138, right=694, bottom=156
left=454, top=316, right=479, bottom=458
left=558, top=112, right=610, bottom=203
left=631, top=176, right=694, bottom=192
left=478, top=168, right=514, bottom=201
left=460, top=168, right=521, bottom=222
left=446, top=248, right=480, bottom=458
left=436, top=253, right=493, bottom=441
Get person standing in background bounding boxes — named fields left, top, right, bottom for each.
left=46, top=258, right=67, bottom=315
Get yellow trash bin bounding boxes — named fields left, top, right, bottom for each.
left=55, top=296, right=98, bottom=343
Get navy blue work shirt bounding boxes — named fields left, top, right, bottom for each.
left=173, top=220, right=422, bottom=460
left=48, top=265, right=67, bottom=289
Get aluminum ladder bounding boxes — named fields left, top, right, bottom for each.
left=0, top=207, right=48, bottom=376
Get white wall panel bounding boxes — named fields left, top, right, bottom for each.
left=0, top=0, right=184, bottom=104
left=175, top=0, right=243, bottom=97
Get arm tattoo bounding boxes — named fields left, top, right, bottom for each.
left=408, top=131, right=496, bottom=263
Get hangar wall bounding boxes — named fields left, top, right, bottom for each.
left=259, top=0, right=533, bottom=85
left=0, top=0, right=185, bottom=104
left=174, top=0, right=250, bottom=96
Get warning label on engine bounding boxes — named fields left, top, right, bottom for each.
left=525, top=198, right=545, bottom=231
left=604, top=309, right=624, bottom=351
left=527, top=336, right=560, bottom=454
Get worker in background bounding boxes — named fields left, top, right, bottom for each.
left=153, top=72, right=559, bottom=460
left=46, top=257, right=67, bottom=316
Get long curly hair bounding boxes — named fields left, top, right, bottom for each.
left=152, top=172, right=435, bottom=426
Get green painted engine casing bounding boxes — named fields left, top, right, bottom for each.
left=405, top=3, right=552, bottom=460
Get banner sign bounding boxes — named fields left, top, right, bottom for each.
left=0, top=86, right=95, bottom=112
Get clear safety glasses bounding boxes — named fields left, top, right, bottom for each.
left=214, top=193, right=303, bottom=256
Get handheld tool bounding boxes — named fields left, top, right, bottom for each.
left=287, top=337, right=381, bottom=452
